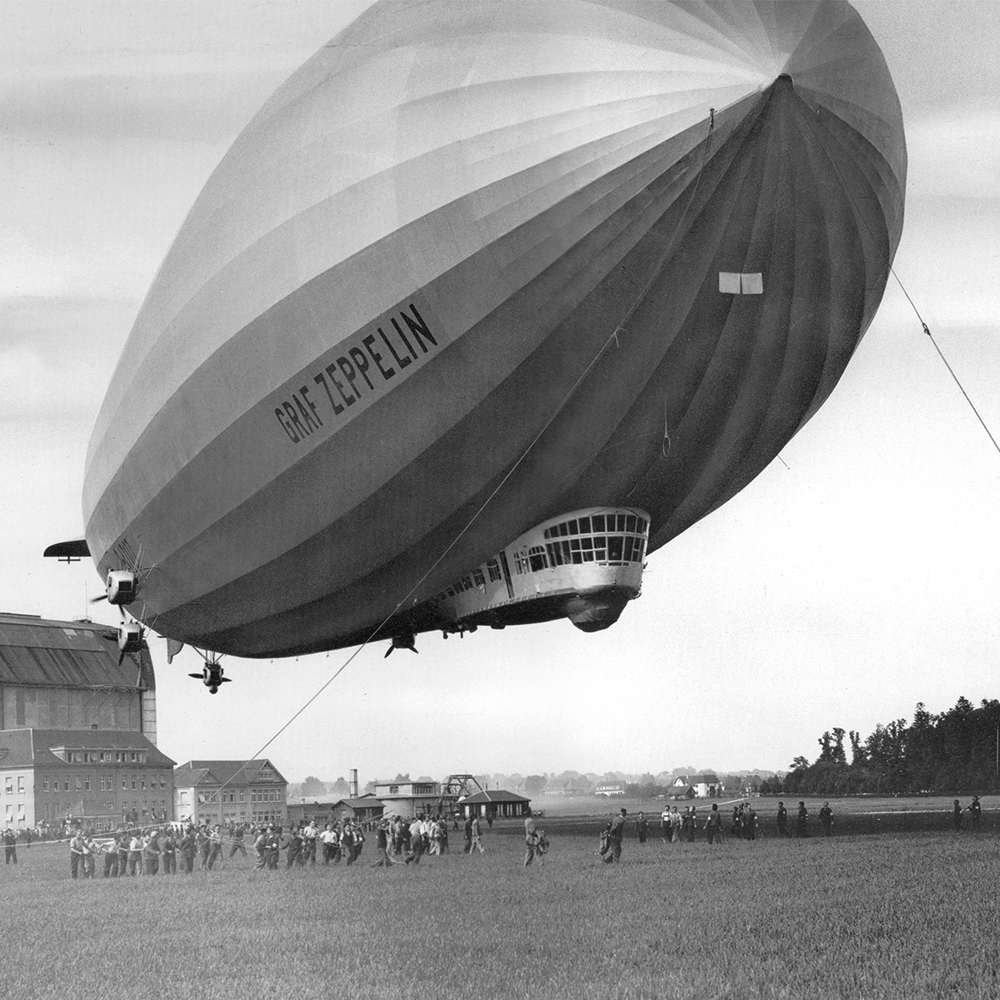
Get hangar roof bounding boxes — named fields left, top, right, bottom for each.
left=0, top=613, right=154, bottom=691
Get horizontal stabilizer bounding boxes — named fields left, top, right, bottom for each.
left=43, top=539, right=91, bottom=560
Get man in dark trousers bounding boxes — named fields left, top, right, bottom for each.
left=3, top=828, right=16, bottom=865
left=967, top=796, right=982, bottom=831
left=819, top=802, right=834, bottom=837
left=796, top=802, right=809, bottom=838
left=602, top=808, right=627, bottom=864
left=776, top=801, right=789, bottom=837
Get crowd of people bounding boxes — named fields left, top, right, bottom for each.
left=8, top=794, right=991, bottom=877
left=594, top=794, right=989, bottom=860
left=59, top=811, right=506, bottom=878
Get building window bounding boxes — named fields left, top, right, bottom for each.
left=64, top=778, right=70, bottom=791
left=4, top=779, right=11, bottom=795
left=17, top=776, right=25, bottom=794
left=42, top=777, right=48, bottom=792
left=84, top=778, right=91, bottom=792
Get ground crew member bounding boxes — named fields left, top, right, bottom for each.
left=819, top=802, right=834, bottom=837
left=102, top=837, right=118, bottom=877
left=470, top=814, right=485, bottom=854
left=524, top=809, right=540, bottom=866
left=143, top=829, right=161, bottom=875
left=3, top=828, right=17, bottom=865
left=967, top=796, right=982, bottom=830
left=285, top=827, right=302, bottom=868
left=371, top=820, right=391, bottom=868
left=180, top=828, right=196, bottom=873
left=161, top=830, right=177, bottom=873
left=636, top=811, right=647, bottom=845
left=601, top=808, right=627, bottom=864
left=705, top=803, right=723, bottom=844
left=207, top=825, right=223, bottom=869
left=128, top=830, right=143, bottom=875
left=69, top=829, right=85, bottom=878
left=796, top=802, right=809, bottom=838
left=116, top=832, right=129, bottom=874
left=252, top=828, right=267, bottom=871
left=776, top=802, right=789, bottom=837
left=229, top=823, right=247, bottom=858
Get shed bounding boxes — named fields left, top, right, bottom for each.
left=459, top=790, right=531, bottom=819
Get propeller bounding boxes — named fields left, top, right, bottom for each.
left=385, top=634, right=419, bottom=657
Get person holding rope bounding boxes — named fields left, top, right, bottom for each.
left=69, top=828, right=85, bottom=879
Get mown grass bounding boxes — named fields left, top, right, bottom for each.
left=2, top=816, right=998, bottom=1000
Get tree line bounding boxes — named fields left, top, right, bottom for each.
left=762, top=697, right=1000, bottom=796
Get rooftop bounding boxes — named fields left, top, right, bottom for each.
left=0, top=728, right=174, bottom=769
left=173, top=759, right=287, bottom=788
left=0, top=612, right=154, bottom=690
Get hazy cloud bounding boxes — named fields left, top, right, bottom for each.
left=0, top=295, right=133, bottom=417
left=906, top=105, right=1000, bottom=200
left=0, top=72, right=284, bottom=145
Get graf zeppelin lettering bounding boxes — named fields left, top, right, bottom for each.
left=274, top=301, right=440, bottom=445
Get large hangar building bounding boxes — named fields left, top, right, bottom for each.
left=0, top=612, right=172, bottom=830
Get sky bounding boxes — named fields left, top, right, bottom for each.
left=1, top=1, right=998, bottom=785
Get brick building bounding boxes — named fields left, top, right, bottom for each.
left=173, top=759, right=288, bottom=826
left=0, top=728, right=174, bottom=829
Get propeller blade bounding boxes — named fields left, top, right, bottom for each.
left=187, top=673, right=204, bottom=680
left=220, top=677, right=232, bottom=683
left=118, top=651, right=125, bottom=666
left=90, top=594, right=108, bottom=604
left=384, top=645, right=394, bottom=658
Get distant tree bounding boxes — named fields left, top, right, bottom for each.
left=300, top=776, right=326, bottom=797
left=524, top=774, right=547, bottom=794
left=329, top=777, right=350, bottom=796
left=832, top=728, right=848, bottom=765
left=849, top=730, right=866, bottom=766
left=393, top=773, right=411, bottom=783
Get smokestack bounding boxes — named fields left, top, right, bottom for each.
left=350, top=768, right=358, bottom=798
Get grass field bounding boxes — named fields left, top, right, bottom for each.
left=2, top=799, right=998, bottom=1000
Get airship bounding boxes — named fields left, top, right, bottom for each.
left=52, top=0, right=906, bottom=661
